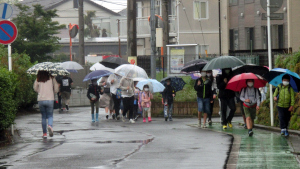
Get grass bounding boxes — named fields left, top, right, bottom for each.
left=153, top=71, right=197, bottom=102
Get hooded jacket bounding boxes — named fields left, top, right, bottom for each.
left=273, top=84, right=295, bottom=108
left=194, top=77, right=213, bottom=101
left=216, top=68, right=235, bottom=99
left=162, top=85, right=176, bottom=105
left=87, top=84, right=102, bottom=101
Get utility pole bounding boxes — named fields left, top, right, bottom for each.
left=117, top=19, right=121, bottom=58
left=150, top=0, right=156, bottom=79
left=78, top=0, right=85, bottom=65
left=162, top=0, right=169, bottom=77
left=127, top=0, right=137, bottom=58
left=218, top=0, right=222, bottom=56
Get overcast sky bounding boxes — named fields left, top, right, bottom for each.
left=93, top=0, right=127, bottom=13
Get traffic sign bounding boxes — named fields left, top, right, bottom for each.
left=260, top=0, right=283, bottom=13
left=0, top=3, right=13, bottom=20
left=0, top=20, right=17, bottom=44
left=69, top=24, right=79, bottom=38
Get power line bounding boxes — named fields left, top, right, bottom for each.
left=181, top=1, right=197, bottom=44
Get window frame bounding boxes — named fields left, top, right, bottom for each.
left=193, top=0, right=209, bottom=20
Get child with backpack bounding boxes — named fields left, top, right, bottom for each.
left=240, top=79, right=260, bottom=136
left=273, top=75, right=295, bottom=137
left=141, top=85, right=153, bottom=123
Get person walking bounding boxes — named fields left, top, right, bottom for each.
left=194, top=70, right=213, bottom=128
left=240, top=79, right=261, bottom=136
left=57, top=75, right=73, bottom=112
left=55, top=75, right=63, bottom=111
left=273, top=75, right=295, bottom=137
left=207, top=70, right=217, bottom=125
left=87, top=79, right=103, bottom=122
left=162, top=79, right=176, bottom=121
left=141, top=85, right=153, bottom=123
left=133, top=81, right=140, bottom=120
left=33, top=71, right=59, bottom=138
left=107, top=73, right=122, bottom=120
left=119, top=75, right=135, bottom=123
left=99, top=76, right=114, bottom=120
left=217, top=68, right=236, bottom=129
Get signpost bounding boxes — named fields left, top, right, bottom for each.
left=0, top=3, right=18, bottom=135
left=69, top=23, right=79, bottom=61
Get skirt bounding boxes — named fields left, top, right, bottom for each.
left=99, top=93, right=114, bottom=110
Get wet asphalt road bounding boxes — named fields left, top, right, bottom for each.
left=0, top=107, right=231, bottom=169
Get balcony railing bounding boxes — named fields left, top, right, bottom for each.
left=119, top=16, right=178, bottom=37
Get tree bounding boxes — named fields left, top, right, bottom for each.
left=12, top=4, right=65, bottom=62
left=84, top=11, right=100, bottom=38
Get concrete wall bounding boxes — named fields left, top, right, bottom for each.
left=287, top=0, right=300, bottom=52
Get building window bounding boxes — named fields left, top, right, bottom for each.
left=262, top=26, right=267, bottom=49
left=73, top=0, right=78, bottom=9
left=194, top=1, right=208, bottom=20
left=262, top=25, right=284, bottom=49
left=230, top=29, right=239, bottom=51
left=229, top=0, right=238, bottom=6
left=278, top=25, right=284, bottom=49
left=245, top=27, right=254, bottom=50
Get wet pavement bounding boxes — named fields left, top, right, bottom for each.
left=0, top=107, right=231, bottom=169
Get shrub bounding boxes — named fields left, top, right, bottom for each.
left=0, top=68, right=18, bottom=130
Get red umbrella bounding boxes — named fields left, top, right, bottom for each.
left=226, top=73, right=267, bottom=91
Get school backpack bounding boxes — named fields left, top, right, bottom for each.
left=276, top=83, right=292, bottom=100
left=241, top=87, right=262, bottom=100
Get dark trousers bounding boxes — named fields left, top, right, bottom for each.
left=122, top=96, right=134, bottom=119
left=57, top=93, right=62, bottom=109
left=277, top=106, right=291, bottom=130
left=112, top=93, right=121, bottom=116
left=133, top=104, right=139, bottom=118
left=220, top=98, right=236, bottom=125
left=209, top=100, right=214, bottom=121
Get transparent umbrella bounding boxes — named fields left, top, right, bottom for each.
left=115, top=64, right=148, bottom=80
left=90, top=62, right=114, bottom=72
left=60, top=61, right=84, bottom=72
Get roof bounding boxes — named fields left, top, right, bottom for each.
left=12, top=0, right=120, bottom=17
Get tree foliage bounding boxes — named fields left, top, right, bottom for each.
left=84, top=11, right=100, bottom=38
left=12, top=4, right=65, bottom=62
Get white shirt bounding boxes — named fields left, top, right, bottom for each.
left=107, top=74, right=122, bottom=95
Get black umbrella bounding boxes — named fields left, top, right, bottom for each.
left=161, top=76, right=186, bottom=92
left=202, top=56, right=245, bottom=71
left=180, top=59, right=208, bottom=74
left=232, top=65, right=269, bottom=76
left=100, top=57, right=129, bottom=69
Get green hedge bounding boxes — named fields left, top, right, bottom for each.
left=0, top=68, right=18, bottom=130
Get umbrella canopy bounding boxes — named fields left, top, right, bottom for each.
left=190, top=69, right=220, bottom=80
left=83, top=70, right=112, bottom=82
left=100, top=57, right=129, bottom=69
left=60, top=61, right=84, bottom=72
left=190, top=73, right=201, bottom=80
left=263, top=68, right=300, bottom=92
left=136, top=79, right=165, bottom=93
left=90, top=62, right=114, bottom=72
left=232, top=64, right=269, bottom=76
left=202, top=56, right=245, bottom=71
left=226, top=73, right=267, bottom=92
left=27, top=62, right=70, bottom=76
left=180, top=59, right=208, bottom=74
left=115, top=64, right=148, bottom=80
left=161, top=76, right=186, bottom=92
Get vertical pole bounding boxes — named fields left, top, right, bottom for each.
left=117, top=19, right=121, bottom=58
left=162, top=0, right=169, bottom=78
left=127, top=0, right=137, bottom=58
left=218, top=0, right=221, bottom=56
left=69, top=23, right=72, bottom=61
left=250, top=40, right=252, bottom=56
left=267, top=0, right=274, bottom=126
left=78, top=0, right=85, bottom=65
left=177, top=0, right=180, bottom=44
left=8, top=43, right=13, bottom=136
left=150, top=0, right=156, bottom=79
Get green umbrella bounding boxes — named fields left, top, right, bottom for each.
left=202, top=56, right=245, bottom=71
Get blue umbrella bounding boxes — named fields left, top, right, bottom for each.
left=263, top=68, right=300, bottom=92
left=161, top=76, right=186, bottom=92
left=136, top=79, right=165, bottom=93
left=83, top=70, right=112, bottom=82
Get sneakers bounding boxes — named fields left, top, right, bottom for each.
left=148, top=117, right=152, bottom=122
left=47, top=125, right=53, bottom=137
left=143, top=118, right=146, bottom=123
left=134, top=115, right=139, bottom=121
left=285, top=130, right=289, bottom=137
left=129, top=119, right=135, bottom=123
left=281, top=129, right=285, bottom=136
left=223, top=125, right=227, bottom=130
left=248, top=130, right=253, bottom=137
left=112, top=114, right=116, bottom=120
left=116, top=115, right=120, bottom=120
left=106, top=115, right=109, bottom=120
left=42, top=133, right=47, bottom=138
left=203, top=124, right=207, bottom=128
left=208, top=120, right=212, bottom=126
left=108, top=114, right=113, bottom=120
left=165, top=117, right=168, bottom=121
left=122, top=116, right=125, bottom=122
left=228, top=122, right=233, bottom=128
left=66, top=105, right=69, bottom=111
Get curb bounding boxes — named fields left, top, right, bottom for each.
left=238, top=122, right=300, bottom=137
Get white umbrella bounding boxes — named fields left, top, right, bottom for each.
left=115, top=64, right=148, bottom=80
left=27, top=62, right=69, bottom=76
left=90, top=62, right=114, bottom=72
left=61, top=61, right=84, bottom=72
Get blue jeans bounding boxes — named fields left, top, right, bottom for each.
left=197, top=97, right=211, bottom=114
left=39, top=100, right=54, bottom=134
left=164, top=103, right=173, bottom=118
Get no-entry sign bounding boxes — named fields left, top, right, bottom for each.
left=0, top=20, right=17, bottom=44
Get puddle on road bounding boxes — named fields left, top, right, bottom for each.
left=95, top=138, right=154, bottom=145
